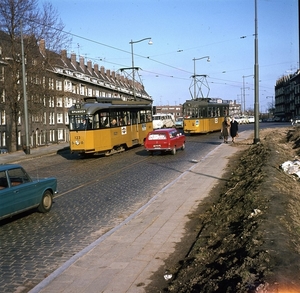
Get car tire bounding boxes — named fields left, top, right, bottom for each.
left=181, top=143, right=185, bottom=150
left=171, top=147, right=176, bottom=155
left=38, top=190, right=53, bottom=213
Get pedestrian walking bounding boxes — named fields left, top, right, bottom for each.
left=221, top=116, right=231, bottom=143
left=230, top=117, right=239, bottom=143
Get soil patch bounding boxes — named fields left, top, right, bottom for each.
left=146, top=127, right=300, bottom=293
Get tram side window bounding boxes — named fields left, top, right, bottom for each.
left=123, top=111, right=130, bottom=125
left=191, top=108, right=196, bottom=118
left=131, top=111, right=138, bottom=124
left=93, top=113, right=100, bottom=129
left=146, top=110, right=152, bottom=122
left=100, top=112, right=109, bottom=128
left=140, top=111, right=145, bottom=123
left=119, top=111, right=129, bottom=126
left=184, top=107, right=193, bottom=118
left=198, top=107, right=203, bottom=118
left=139, top=110, right=152, bottom=123
left=223, top=107, right=229, bottom=117
left=140, top=110, right=151, bottom=123
left=110, top=111, right=118, bottom=127
left=212, top=107, right=217, bottom=117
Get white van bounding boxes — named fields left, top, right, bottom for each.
left=152, top=113, right=176, bottom=129
left=248, top=116, right=255, bottom=123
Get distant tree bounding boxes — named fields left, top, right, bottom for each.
left=0, top=0, right=71, bottom=152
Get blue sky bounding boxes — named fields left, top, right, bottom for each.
left=47, top=0, right=298, bottom=112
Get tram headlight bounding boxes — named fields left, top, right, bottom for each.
left=75, top=140, right=80, bottom=146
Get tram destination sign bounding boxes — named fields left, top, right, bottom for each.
left=70, top=109, right=87, bottom=114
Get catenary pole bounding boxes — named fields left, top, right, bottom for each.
left=253, top=0, right=260, bottom=144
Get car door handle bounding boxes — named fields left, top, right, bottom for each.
left=14, top=190, right=19, bottom=193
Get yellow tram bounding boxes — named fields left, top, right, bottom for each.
left=68, top=97, right=153, bottom=156
left=183, top=98, right=229, bottom=134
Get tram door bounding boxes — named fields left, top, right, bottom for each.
left=130, top=111, right=139, bottom=144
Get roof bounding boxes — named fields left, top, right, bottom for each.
left=150, top=128, right=177, bottom=133
left=0, top=164, right=22, bottom=172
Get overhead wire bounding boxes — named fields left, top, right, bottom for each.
left=25, top=18, right=292, bottom=92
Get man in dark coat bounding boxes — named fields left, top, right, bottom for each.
left=230, top=117, right=239, bottom=143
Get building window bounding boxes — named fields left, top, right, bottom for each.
left=0, top=89, right=5, bottom=103
left=49, top=97, right=54, bottom=108
left=18, top=131, right=21, bottom=146
left=57, top=129, right=64, bottom=140
left=1, top=131, right=6, bottom=146
left=64, top=113, right=69, bottom=124
left=49, top=78, right=54, bottom=90
left=72, top=84, right=76, bottom=94
left=0, top=110, right=5, bottom=125
left=18, top=112, right=21, bottom=125
left=32, top=114, right=40, bottom=122
left=56, top=80, right=62, bottom=91
left=64, top=80, right=72, bottom=92
left=49, top=129, right=55, bottom=142
left=0, top=67, right=4, bottom=82
left=49, top=112, right=54, bottom=125
left=57, top=97, right=63, bottom=107
left=64, top=97, right=73, bottom=108
left=57, top=113, right=63, bottom=124
left=80, top=85, right=85, bottom=95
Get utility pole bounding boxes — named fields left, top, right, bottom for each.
left=21, top=21, right=30, bottom=154
left=253, top=0, right=260, bottom=144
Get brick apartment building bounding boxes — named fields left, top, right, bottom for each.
left=0, top=36, right=151, bottom=151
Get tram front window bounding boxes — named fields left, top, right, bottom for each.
left=69, top=115, right=93, bottom=130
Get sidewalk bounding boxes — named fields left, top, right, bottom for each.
left=0, top=142, right=70, bottom=164
left=3, top=133, right=251, bottom=293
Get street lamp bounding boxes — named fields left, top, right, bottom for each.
left=192, top=56, right=210, bottom=99
left=129, top=37, right=152, bottom=100
left=242, top=75, right=253, bottom=114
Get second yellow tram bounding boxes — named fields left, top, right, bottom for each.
left=183, top=98, right=229, bottom=134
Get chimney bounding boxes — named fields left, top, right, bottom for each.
left=94, top=64, right=99, bottom=75
left=79, top=56, right=85, bottom=70
left=87, top=60, right=92, bottom=73
left=39, top=39, right=46, bottom=56
left=106, top=69, right=111, bottom=78
left=111, top=71, right=116, bottom=79
left=71, top=53, right=77, bottom=68
left=100, top=66, right=105, bottom=75
left=61, top=50, right=67, bottom=62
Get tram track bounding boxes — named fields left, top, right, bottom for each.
left=54, top=154, right=151, bottom=199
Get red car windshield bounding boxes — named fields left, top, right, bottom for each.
left=148, top=133, right=167, bottom=140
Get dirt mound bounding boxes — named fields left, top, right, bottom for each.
left=147, top=127, right=300, bottom=293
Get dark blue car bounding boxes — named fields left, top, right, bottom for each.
left=0, top=164, right=58, bottom=220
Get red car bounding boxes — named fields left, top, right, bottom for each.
left=144, top=128, right=186, bottom=155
